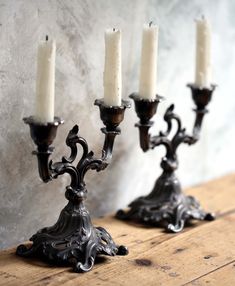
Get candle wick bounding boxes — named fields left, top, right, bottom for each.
left=201, top=14, right=205, bottom=20
left=113, top=28, right=116, bottom=32
left=149, top=21, right=153, bottom=27
left=46, top=35, right=49, bottom=41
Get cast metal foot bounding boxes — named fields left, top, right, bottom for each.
left=116, top=193, right=215, bottom=233
left=16, top=203, right=128, bottom=272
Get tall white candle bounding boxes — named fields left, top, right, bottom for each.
left=195, top=17, right=211, bottom=88
left=103, top=28, right=122, bottom=106
left=139, top=22, right=158, bottom=100
left=35, top=36, right=56, bottom=123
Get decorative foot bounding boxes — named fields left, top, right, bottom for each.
left=17, top=202, right=128, bottom=272
left=116, top=194, right=214, bottom=233
left=116, top=173, right=215, bottom=233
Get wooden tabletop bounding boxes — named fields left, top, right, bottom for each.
left=1, top=174, right=235, bottom=286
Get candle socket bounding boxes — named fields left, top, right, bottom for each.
left=23, top=116, right=64, bottom=183
left=188, top=84, right=216, bottom=110
left=116, top=85, right=216, bottom=233
left=129, top=93, right=161, bottom=125
left=23, top=116, right=64, bottom=150
left=95, top=99, right=130, bottom=132
left=129, top=93, right=162, bottom=151
left=16, top=100, right=130, bottom=273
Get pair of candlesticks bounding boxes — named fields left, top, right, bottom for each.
left=16, top=83, right=216, bottom=272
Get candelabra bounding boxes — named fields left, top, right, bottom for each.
left=116, top=84, right=216, bottom=232
left=16, top=99, right=130, bottom=273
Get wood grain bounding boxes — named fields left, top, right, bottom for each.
left=184, top=261, right=235, bottom=286
left=0, top=173, right=235, bottom=286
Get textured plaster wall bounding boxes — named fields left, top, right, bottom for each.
left=0, top=0, right=235, bottom=249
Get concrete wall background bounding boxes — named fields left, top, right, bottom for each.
left=1, top=0, right=235, bottom=249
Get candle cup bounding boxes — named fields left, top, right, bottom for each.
left=129, top=93, right=162, bottom=152
left=17, top=100, right=130, bottom=273
left=187, top=84, right=216, bottom=111
left=95, top=99, right=131, bottom=132
left=23, top=116, right=64, bottom=151
left=23, top=116, right=64, bottom=182
left=116, top=85, right=216, bottom=233
left=129, top=93, right=161, bottom=124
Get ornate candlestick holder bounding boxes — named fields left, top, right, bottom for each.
left=116, top=84, right=216, bottom=232
left=16, top=99, right=130, bottom=273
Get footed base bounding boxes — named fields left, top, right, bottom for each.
left=116, top=172, right=215, bottom=232
left=16, top=202, right=128, bottom=272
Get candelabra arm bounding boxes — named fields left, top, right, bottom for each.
left=74, top=130, right=120, bottom=180
left=183, top=84, right=216, bottom=145
left=182, top=109, right=207, bottom=145
left=33, top=148, right=53, bottom=183
left=74, top=99, right=131, bottom=180
left=101, top=127, right=120, bottom=164
left=193, top=109, right=206, bottom=139
left=136, top=122, right=153, bottom=152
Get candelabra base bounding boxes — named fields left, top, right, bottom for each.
left=116, top=172, right=215, bottom=233
left=16, top=202, right=128, bottom=272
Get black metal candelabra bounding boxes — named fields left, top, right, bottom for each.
left=16, top=99, right=130, bottom=273
left=116, top=84, right=216, bottom=232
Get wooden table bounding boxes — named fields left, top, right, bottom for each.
left=1, top=174, right=235, bottom=286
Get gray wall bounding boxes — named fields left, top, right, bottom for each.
left=1, top=0, right=235, bottom=249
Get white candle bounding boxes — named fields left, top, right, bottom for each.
left=103, top=28, right=122, bottom=106
left=195, top=17, right=211, bottom=88
left=35, top=36, right=56, bottom=123
left=139, top=22, right=158, bottom=100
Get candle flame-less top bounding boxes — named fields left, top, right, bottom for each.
left=139, top=23, right=158, bottom=100
left=195, top=17, right=211, bottom=88
left=103, top=28, right=122, bottom=106
left=35, top=38, right=56, bottom=123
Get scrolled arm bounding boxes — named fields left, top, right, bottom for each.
left=100, top=128, right=120, bottom=164
left=131, top=84, right=216, bottom=159
left=79, top=99, right=130, bottom=175
left=24, top=98, right=130, bottom=193
left=183, top=84, right=216, bottom=145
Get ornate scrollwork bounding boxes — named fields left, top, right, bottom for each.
left=117, top=86, right=215, bottom=232
left=17, top=100, right=130, bottom=272
left=47, top=124, right=110, bottom=192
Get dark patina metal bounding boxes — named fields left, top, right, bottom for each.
left=116, top=85, right=216, bottom=232
left=17, top=99, right=130, bottom=273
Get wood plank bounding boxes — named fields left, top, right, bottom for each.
left=184, top=260, right=235, bottom=286
left=183, top=173, right=235, bottom=217
left=0, top=173, right=235, bottom=286
left=92, top=173, right=235, bottom=248
left=0, top=249, right=68, bottom=286
left=2, top=211, right=234, bottom=286
left=59, top=213, right=235, bottom=286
